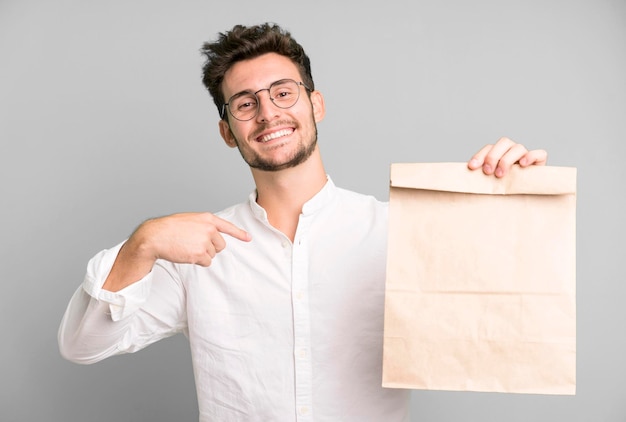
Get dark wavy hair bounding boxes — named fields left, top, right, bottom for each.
left=201, top=23, right=314, bottom=119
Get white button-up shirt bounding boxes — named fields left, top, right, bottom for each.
left=59, top=178, right=410, bottom=421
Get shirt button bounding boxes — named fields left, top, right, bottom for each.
left=299, top=406, right=310, bottom=415
left=297, top=348, right=307, bottom=358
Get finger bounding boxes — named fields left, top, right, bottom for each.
left=493, top=143, right=529, bottom=177
left=212, top=215, right=252, bottom=242
left=467, top=144, right=493, bottom=170
left=210, top=229, right=227, bottom=253
left=194, top=239, right=219, bottom=267
left=195, top=255, right=214, bottom=267
left=186, top=240, right=215, bottom=266
left=519, top=149, right=548, bottom=167
left=482, top=137, right=517, bottom=176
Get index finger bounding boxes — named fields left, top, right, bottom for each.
left=213, top=215, right=252, bottom=242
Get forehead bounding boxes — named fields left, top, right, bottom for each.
left=222, top=53, right=301, bottom=97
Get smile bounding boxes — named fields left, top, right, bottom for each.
left=257, top=128, right=294, bottom=143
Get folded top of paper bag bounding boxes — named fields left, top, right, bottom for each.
left=390, top=163, right=576, bottom=195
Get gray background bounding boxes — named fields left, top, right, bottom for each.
left=1, top=0, right=624, bottom=421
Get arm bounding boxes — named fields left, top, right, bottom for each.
left=58, top=212, right=251, bottom=364
left=104, top=212, right=252, bottom=292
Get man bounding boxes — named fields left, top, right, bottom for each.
left=58, top=23, right=547, bottom=421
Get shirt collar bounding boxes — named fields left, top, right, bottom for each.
left=248, top=175, right=337, bottom=221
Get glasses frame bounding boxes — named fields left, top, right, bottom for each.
left=221, top=78, right=312, bottom=121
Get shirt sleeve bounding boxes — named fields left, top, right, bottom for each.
left=58, top=241, right=187, bottom=364
left=82, top=241, right=152, bottom=321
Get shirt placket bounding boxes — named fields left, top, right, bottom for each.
left=292, top=215, right=313, bottom=421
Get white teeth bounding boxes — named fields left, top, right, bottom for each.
left=260, top=129, right=292, bottom=143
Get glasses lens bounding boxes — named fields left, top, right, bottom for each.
left=229, top=93, right=258, bottom=121
left=269, top=80, right=300, bottom=109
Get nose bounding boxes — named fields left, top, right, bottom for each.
left=255, top=89, right=280, bottom=122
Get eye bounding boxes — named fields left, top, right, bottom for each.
left=233, top=96, right=257, bottom=111
left=271, top=82, right=297, bottom=103
left=274, top=89, right=293, bottom=99
left=238, top=101, right=256, bottom=110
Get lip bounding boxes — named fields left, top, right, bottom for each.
left=255, top=126, right=295, bottom=143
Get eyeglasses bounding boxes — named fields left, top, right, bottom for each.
left=221, top=78, right=311, bottom=121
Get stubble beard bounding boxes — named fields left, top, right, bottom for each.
left=232, top=122, right=319, bottom=172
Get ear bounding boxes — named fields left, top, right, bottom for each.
left=310, top=90, right=326, bottom=123
left=219, top=119, right=238, bottom=148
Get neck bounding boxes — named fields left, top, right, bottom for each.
left=251, top=147, right=327, bottom=241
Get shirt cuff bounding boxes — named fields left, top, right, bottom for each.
left=82, top=240, right=153, bottom=322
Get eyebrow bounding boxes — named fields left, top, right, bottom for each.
left=229, top=90, right=254, bottom=100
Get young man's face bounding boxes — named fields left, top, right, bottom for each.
left=218, top=53, right=325, bottom=172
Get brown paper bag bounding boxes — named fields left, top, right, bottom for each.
left=382, top=163, right=576, bottom=395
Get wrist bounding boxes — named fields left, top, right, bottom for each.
left=125, top=220, right=160, bottom=263
left=102, top=224, right=158, bottom=293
